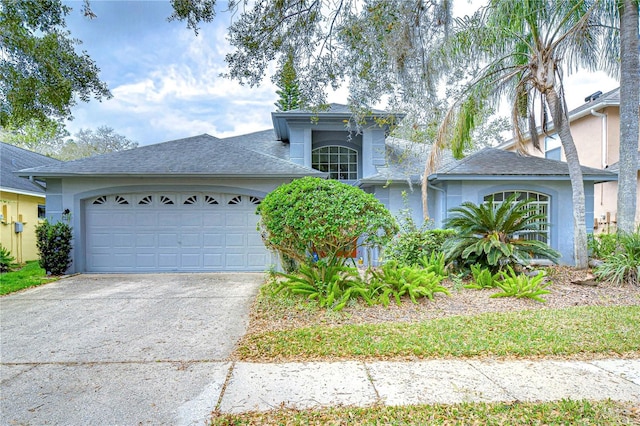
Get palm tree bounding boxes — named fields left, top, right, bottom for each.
left=616, top=0, right=639, bottom=233
left=425, top=0, right=607, bottom=269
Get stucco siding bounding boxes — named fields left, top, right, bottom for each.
left=0, top=191, right=45, bottom=263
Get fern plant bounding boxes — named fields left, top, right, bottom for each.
left=443, top=193, right=560, bottom=272
left=274, top=260, right=367, bottom=310
left=419, top=251, right=448, bottom=277
left=490, top=266, right=551, bottom=303
left=367, top=261, right=450, bottom=306
left=464, top=264, right=500, bottom=289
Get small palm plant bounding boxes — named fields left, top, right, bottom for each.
left=443, top=193, right=560, bottom=272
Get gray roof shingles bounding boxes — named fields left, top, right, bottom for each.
left=1, top=142, right=61, bottom=194
left=431, top=148, right=617, bottom=181
left=18, top=134, right=325, bottom=178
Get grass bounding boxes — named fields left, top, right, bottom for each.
left=0, top=261, right=58, bottom=295
left=235, top=305, right=640, bottom=361
left=210, top=399, right=639, bottom=425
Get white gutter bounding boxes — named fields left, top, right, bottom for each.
left=590, top=109, right=607, bottom=168
left=428, top=182, right=447, bottom=222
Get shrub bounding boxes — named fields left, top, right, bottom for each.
left=257, top=177, right=398, bottom=266
left=588, top=232, right=619, bottom=259
left=0, top=245, right=15, bottom=273
left=36, top=218, right=72, bottom=276
left=594, top=230, right=640, bottom=286
left=443, top=193, right=560, bottom=272
left=383, top=193, right=455, bottom=266
left=490, top=266, right=551, bottom=303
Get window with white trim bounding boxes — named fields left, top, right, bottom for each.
left=484, top=191, right=550, bottom=244
left=312, top=146, right=358, bottom=180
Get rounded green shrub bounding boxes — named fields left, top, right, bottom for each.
left=257, top=177, right=398, bottom=265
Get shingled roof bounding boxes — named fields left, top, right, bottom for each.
left=17, top=134, right=325, bottom=178
left=429, top=148, right=617, bottom=182
left=1, top=142, right=60, bottom=195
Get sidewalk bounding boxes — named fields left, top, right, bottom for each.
left=214, top=358, right=640, bottom=414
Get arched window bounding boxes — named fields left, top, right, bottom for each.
left=484, top=191, right=550, bottom=244
left=312, top=146, right=358, bottom=180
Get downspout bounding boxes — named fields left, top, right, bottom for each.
left=590, top=109, right=607, bottom=168
left=427, top=181, right=446, bottom=226
left=590, top=109, right=607, bottom=214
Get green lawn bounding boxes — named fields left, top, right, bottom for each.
left=210, top=399, right=638, bottom=425
left=235, top=305, right=640, bottom=361
left=0, top=261, right=58, bottom=295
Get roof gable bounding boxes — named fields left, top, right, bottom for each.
left=18, top=134, right=324, bottom=178
left=1, top=142, right=61, bottom=194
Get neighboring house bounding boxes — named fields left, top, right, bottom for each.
left=18, top=104, right=616, bottom=273
left=499, top=87, right=640, bottom=230
left=0, top=142, right=61, bottom=263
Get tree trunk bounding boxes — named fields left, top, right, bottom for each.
left=616, top=0, right=639, bottom=234
left=546, top=89, right=589, bottom=269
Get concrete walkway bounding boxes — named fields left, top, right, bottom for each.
left=217, top=358, right=640, bottom=414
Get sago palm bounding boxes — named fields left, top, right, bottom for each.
left=443, top=193, right=560, bottom=272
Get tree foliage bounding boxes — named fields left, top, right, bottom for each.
left=0, top=120, right=68, bottom=157
left=2, top=123, right=137, bottom=160
left=257, top=177, right=398, bottom=266
left=274, top=51, right=302, bottom=111
left=0, top=0, right=111, bottom=129
left=58, top=126, right=138, bottom=160
left=425, top=0, right=622, bottom=269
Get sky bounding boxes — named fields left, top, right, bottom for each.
left=62, top=0, right=620, bottom=146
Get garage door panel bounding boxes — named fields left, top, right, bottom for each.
left=180, top=213, right=202, bottom=226
left=158, top=253, right=178, bottom=268
left=180, top=254, right=201, bottom=268
left=85, top=192, right=271, bottom=272
left=203, top=213, right=223, bottom=226
left=248, top=253, right=269, bottom=267
left=225, top=233, right=245, bottom=247
left=135, top=234, right=156, bottom=248
left=225, top=253, right=246, bottom=267
left=158, top=233, right=179, bottom=247
left=202, top=232, right=223, bottom=248
left=225, top=213, right=246, bottom=226
left=112, top=233, right=135, bottom=248
left=135, top=254, right=156, bottom=267
left=181, top=233, right=201, bottom=248
left=136, top=213, right=157, bottom=226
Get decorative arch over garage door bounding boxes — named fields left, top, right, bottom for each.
left=84, top=192, right=271, bottom=272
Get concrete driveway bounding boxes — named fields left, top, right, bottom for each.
left=0, top=273, right=264, bottom=425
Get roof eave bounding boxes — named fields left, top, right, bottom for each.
left=429, top=173, right=618, bottom=182
left=17, top=171, right=328, bottom=179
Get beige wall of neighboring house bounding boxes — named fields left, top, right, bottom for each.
left=0, top=191, right=45, bottom=263
left=506, top=90, right=640, bottom=231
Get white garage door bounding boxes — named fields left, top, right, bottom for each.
left=85, top=192, right=271, bottom=272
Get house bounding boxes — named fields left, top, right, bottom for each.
left=499, top=87, right=640, bottom=230
left=17, top=104, right=616, bottom=273
left=1, top=142, right=61, bottom=263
